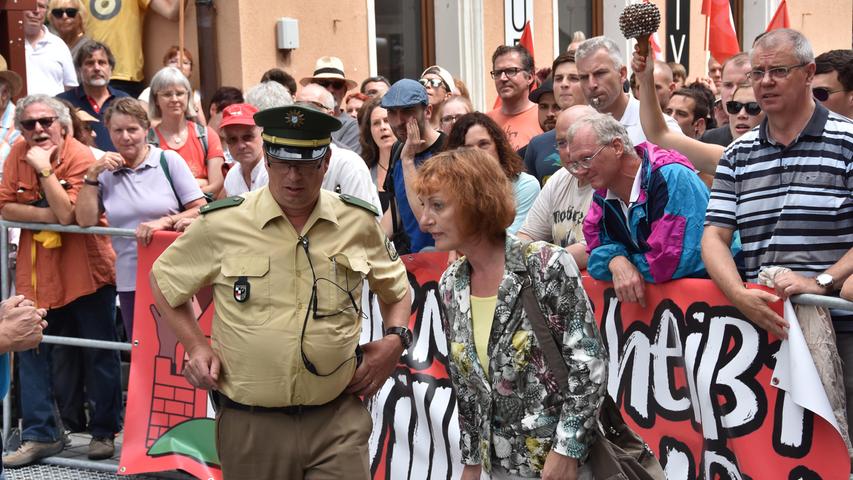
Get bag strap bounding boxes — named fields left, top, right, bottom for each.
left=159, top=151, right=184, bottom=211
left=516, top=240, right=571, bottom=394
left=147, top=127, right=160, bottom=147
left=194, top=122, right=208, bottom=158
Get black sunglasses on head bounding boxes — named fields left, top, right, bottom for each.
left=725, top=100, right=761, bottom=116
left=50, top=8, right=78, bottom=18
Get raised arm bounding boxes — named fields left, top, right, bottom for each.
left=631, top=47, right=724, bottom=177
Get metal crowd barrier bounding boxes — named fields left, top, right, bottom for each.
left=0, top=220, right=135, bottom=471
left=0, top=219, right=852, bottom=474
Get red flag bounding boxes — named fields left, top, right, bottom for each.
left=766, top=0, right=790, bottom=31
left=702, top=0, right=740, bottom=63
left=494, top=21, right=537, bottom=109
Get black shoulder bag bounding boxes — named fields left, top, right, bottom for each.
left=383, top=141, right=412, bottom=255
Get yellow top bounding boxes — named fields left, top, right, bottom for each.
left=152, top=187, right=409, bottom=407
left=470, top=294, right=496, bottom=379
left=83, top=0, right=151, bottom=82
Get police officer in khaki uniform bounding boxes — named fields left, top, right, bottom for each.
left=150, top=105, right=413, bottom=479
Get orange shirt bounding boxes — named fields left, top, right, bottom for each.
left=487, top=104, right=543, bottom=151
left=155, top=121, right=224, bottom=180
left=0, top=137, right=116, bottom=308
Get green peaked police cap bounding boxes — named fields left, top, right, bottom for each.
left=254, top=105, right=343, bottom=161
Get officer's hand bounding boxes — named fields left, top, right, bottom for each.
left=345, top=336, right=404, bottom=397
left=183, top=344, right=221, bottom=390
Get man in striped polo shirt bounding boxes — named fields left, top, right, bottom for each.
left=702, top=28, right=853, bottom=430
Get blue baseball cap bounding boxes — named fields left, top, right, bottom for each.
left=380, top=79, right=428, bottom=109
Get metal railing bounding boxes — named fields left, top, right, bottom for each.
left=0, top=220, right=135, bottom=472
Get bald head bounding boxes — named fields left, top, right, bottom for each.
left=556, top=105, right=597, bottom=172
left=295, top=83, right=336, bottom=113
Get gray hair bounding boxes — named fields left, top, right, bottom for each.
left=566, top=112, right=635, bottom=153
left=245, top=81, right=293, bottom=111
left=575, top=36, right=624, bottom=70
left=148, top=66, right=197, bottom=120
left=751, top=29, right=814, bottom=65
left=15, top=94, right=72, bottom=131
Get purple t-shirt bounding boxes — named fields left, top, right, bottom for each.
left=98, top=147, right=203, bottom=291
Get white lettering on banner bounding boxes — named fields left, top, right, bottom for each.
left=669, top=35, right=687, bottom=64
left=601, top=293, right=781, bottom=444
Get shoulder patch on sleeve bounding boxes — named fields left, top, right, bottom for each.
left=200, top=196, right=244, bottom=214
left=339, top=194, right=380, bottom=216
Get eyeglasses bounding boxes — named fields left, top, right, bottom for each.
left=440, top=114, right=463, bottom=125
left=268, top=158, right=324, bottom=172
left=725, top=100, right=762, bottom=116
left=813, top=87, right=844, bottom=102
left=159, top=90, right=188, bottom=99
left=317, top=80, right=346, bottom=90
left=20, top=116, right=57, bottom=131
left=490, top=67, right=525, bottom=80
left=50, top=7, right=78, bottom=18
left=419, top=78, right=447, bottom=90
left=567, top=144, right=608, bottom=173
left=746, top=63, right=807, bottom=82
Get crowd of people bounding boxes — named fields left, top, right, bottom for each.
left=0, top=1, right=850, bottom=478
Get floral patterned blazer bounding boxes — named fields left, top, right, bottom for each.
left=438, top=235, right=607, bottom=477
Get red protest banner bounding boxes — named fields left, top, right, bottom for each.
left=120, top=238, right=849, bottom=479
left=582, top=277, right=850, bottom=480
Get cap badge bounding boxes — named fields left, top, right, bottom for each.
left=286, top=109, right=305, bottom=128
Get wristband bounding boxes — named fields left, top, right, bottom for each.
left=83, top=175, right=100, bottom=186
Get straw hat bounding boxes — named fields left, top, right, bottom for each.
left=0, top=55, right=23, bottom=96
left=299, top=56, right=357, bottom=90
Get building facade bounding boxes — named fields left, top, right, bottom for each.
left=144, top=0, right=853, bottom=111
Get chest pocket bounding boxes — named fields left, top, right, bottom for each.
left=316, top=251, right=369, bottom=318
left=220, top=256, right=270, bottom=325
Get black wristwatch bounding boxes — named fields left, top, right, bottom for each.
left=384, top=326, right=413, bottom=349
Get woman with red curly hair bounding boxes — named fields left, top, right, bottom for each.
left=415, top=147, right=605, bottom=480
left=446, top=112, right=540, bottom=234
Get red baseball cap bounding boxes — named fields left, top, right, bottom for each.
left=219, top=103, right=259, bottom=129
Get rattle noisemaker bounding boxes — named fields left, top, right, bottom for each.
left=619, top=2, right=661, bottom=57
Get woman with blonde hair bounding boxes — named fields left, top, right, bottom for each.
left=47, top=0, right=89, bottom=59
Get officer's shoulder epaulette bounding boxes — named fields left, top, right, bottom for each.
left=339, top=194, right=379, bottom=216
left=200, top=196, right=244, bottom=215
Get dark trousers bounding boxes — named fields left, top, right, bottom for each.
left=215, top=394, right=372, bottom=479
left=18, top=285, right=122, bottom=441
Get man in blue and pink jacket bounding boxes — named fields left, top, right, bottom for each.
left=568, top=112, right=711, bottom=307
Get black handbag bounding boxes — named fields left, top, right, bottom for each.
left=517, top=259, right=666, bottom=480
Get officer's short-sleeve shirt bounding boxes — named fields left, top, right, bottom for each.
left=152, top=187, right=409, bottom=407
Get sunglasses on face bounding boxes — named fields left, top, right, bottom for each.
left=317, top=80, right=346, bottom=90
left=50, top=8, right=78, bottom=18
left=813, top=87, right=844, bottom=102
left=419, top=78, right=447, bottom=90
left=20, top=116, right=57, bottom=130
left=725, top=100, right=762, bottom=116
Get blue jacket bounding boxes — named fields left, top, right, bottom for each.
left=583, top=142, right=709, bottom=283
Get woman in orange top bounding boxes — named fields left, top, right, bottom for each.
left=147, top=67, right=224, bottom=197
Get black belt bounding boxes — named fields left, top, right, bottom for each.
left=216, top=393, right=333, bottom=415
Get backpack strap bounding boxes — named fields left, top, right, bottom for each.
left=159, top=151, right=185, bottom=211
left=147, top=127, right=160, bottom=148
left=194, top=122, right=208, bottom=158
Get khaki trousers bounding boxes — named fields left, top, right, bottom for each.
left=215, top=394, right=372, bottom=480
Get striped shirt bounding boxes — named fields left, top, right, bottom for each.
left=705, top=103, right=853, bottom=286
